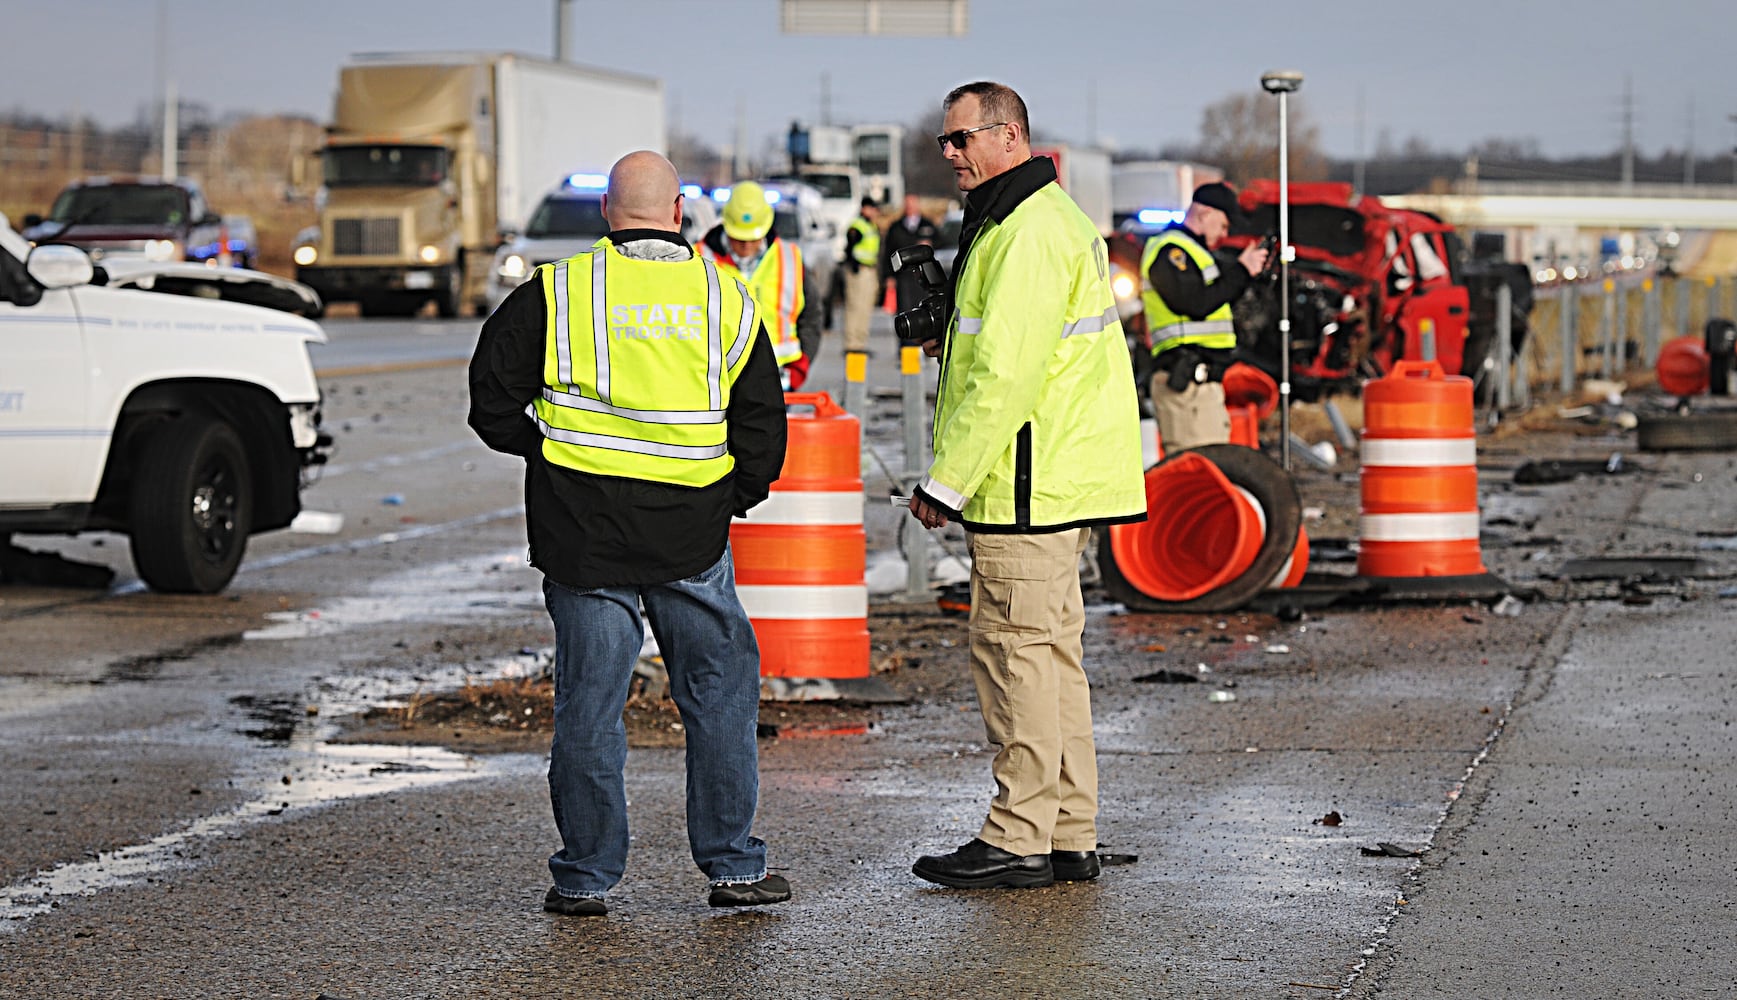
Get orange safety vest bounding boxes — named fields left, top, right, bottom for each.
left=698, top=238, right=804, bottom=366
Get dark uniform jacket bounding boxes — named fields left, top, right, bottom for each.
left=881, top=211, right=940, bottom=312
left=467, top=228, right=788, bottom=589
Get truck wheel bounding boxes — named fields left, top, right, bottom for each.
left=129, top=416, right=253, bottom=593
left=434, top=264, right=462, bottom=319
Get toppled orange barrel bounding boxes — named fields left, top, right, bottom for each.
left=1357, top=360, right=1486, bottom=578
left=1110, top=452, right=1265, bottom=601
left=729, top=392, right=870, bottom=687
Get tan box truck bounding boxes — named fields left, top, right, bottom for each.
left=292, top=52, right=664, bottom=317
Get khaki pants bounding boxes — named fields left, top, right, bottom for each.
left=1149, top=374, right=1230, bottom=453
left=842, top=265, right=878, bottom=353
left=966, top=528, right=1097, bottom=856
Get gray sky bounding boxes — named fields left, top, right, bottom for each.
left=7, top=0, right=1734, bottom=161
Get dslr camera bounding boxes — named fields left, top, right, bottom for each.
left=889, top=244, right=951, bottom=345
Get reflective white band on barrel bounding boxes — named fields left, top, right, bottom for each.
left=737, top=491, right=864, bottom=526
left=1361, top=438, right=1478, bottom=468
left=1359, top=512, right=1481, bottom=541
left=736, top=584, right=868, bottom=620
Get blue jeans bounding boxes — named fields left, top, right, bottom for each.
left=542, top=547, right=767, bottom=898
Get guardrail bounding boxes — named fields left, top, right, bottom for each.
left=1495, top=272, right=1736, bottom=405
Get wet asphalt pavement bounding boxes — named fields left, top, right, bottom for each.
left=2, top=315, right=1735, bottom=998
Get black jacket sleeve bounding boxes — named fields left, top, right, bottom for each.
left=1147, top=244, right=1251, bottom=321
left=796, top=268, right=823, bottom=363
left=467, top=278, right=547, bottom=459
left=842, top=224, right=863, bottom=273
left=727, top=325, right=789, bottom=516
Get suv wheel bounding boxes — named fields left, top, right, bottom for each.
left=129, top=416, right=253, bottom=593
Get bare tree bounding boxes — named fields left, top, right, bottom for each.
left=1195, top=92, right=1326, bottom=187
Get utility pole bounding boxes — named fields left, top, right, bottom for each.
left=555, top=0, right=575, bottom=61
left=1619, top=74, right=1634, bottom=190
left=1352, top=86, right=1365, bottom=197
left=156, top=0, right=176, bottom=181
left=1685, top=95, right=1695, bottom=186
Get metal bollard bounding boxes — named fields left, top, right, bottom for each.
left=1560, top=282, right=1577, bottom=395
left=1676, top=278, right=1692, bottom=341
left=1615, top=280, right=1629, bottom=374
left=1495, top=282, right=1513, bottom=410
left=842, top=350, right=868, bottom=421
left=1708, top=277, right=1721, bottom=327
left=898, top=345, right=929, bottom=601
left=1643, top=278, right=1660, bottom=366
left=1599, top=279, right=1616, bottom=380
left=1419, top=317, right=1436, bottom=362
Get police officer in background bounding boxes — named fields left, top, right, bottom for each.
left=1143, top=181, right=1269, bottom=451
left=840, top=196, right=882, bottom=356
left=468, top=150, right=790, bottom=917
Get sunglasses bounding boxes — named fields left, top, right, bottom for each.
left=935, top=122, right=1007, bottom=152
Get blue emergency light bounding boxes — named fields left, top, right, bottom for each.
left=711, top=187, right=732, bottom=203
left=1137, top=208, right=1185, bottom=226
left=566, top=173, right=608, bottom=190
left=764, top=190, right=781, bottom=205
left=681, top=184, right=703, bottom=199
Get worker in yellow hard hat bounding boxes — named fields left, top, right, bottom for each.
left=697, top=181, right=822, bottom=390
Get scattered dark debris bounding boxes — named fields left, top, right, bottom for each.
left=1360, top=842, right=1424, bottom=857
left=1462, top=614, right=1484, bottom=624
left=1553, top=557, right=1703, bottom=582
left=1133, top=669, right=1199, bottom=685
left=1313, top=811, right=1343, bottom=827
left=1513, top=453, right=1630, bottom=485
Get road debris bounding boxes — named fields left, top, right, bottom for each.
left=1133, top=669, right=1199, bottom=684
left=1360, top=842, right=1424, bottom=857
left=1313, top=810, right=1344, bottom=826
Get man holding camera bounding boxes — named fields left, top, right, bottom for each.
left=901, top=80, right=1145, bottom=890
left=1143, top=181, right=1270, bottom=451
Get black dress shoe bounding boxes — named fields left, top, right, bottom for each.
left=912, top=838, right=1054, bottom=889
left=1050, top=849, right=1101, bottom=881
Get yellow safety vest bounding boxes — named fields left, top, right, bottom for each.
left=848, top=217, right=880, bottom=267
left=532, top=238, right=758, bottom=488
left=924, top=183, right=1145, bottom=529
left=1141, top=229, right=1237, bottom=355
left=700, top=239, right=804, bottom=366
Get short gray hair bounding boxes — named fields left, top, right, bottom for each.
left=943, top=81, right=1029, bottom=140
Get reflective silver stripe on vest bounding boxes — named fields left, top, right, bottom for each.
left=1150, top=319, right=1237, bottom=351
left=1201, top=264, right=1221, bottom=282
left=729, top=288, right=756, bottom=372
left=540, top=386, right=725, bottom=425
left=701, top=260, right=723, bottom=410
left=591, top=250, right=610, bottom=402
left=778, top=242, right=798, bottom=328
left=957, top=316, right=983, bottom=334
left=1060, top=304, right=1119, bottom=338
left=536, top=417, right=729, bottom=460
left=552, top=260, right=572, bottom=386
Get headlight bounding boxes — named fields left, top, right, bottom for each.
left=418, top=244, right=441, bottom=264
left=293, top=245, right=319, bottom=266
left=1111, top=272, right=1136, bottom=301
left=144, top=239, right=179, bottom=261
left=497, top=254, right=528, bottom=281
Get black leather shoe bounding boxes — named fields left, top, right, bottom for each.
left=708, top=873, right=791, bottom=908
left=543, top=886, right=607, bottom=917
left=1050, top=849, right=1101, bottom=881
left=912, top=838, right=1055, bottom=889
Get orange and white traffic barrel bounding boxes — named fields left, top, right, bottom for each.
left=729, top=392, right=896, bottom=702
left=1356, top=359, right=1488, bottom=580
